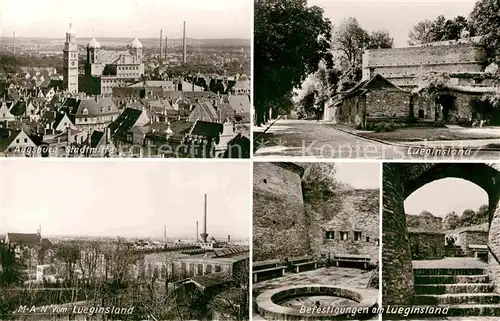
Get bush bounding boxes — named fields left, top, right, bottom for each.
left=372, top=122, right=397, bottom=133
left=433, top=120, right=446, bottom=127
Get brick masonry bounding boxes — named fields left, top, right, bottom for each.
left=459, top=231, right=488, bottom=255
left=253, top=163, right=380, bottom=265
left=253, top=162, right=310, bottom=261
left=305, top=189, right=380, bottom=261
left=382, top=164, right=415, bottom=305
left=363, top=44, right=486, bottom=87
left=383, top=163, right=500, bottom=305
left=408, top=232, right=445, bottom=260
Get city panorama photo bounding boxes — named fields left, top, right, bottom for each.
left=0, top=160, right=251, bottom=320
left=0, top=0, right=251, bottom=158
left=253, top=0, right=500, bottom=159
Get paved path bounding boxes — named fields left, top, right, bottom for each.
left=413, top=257, right=488, bottom=269
left=254, top=120, right=404, bottom=159
left=254, top=120, right=500, bottom=159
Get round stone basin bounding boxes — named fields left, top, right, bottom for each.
left=256, top=284, right=378, bottom=320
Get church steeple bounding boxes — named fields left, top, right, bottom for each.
left=63, top=22, right=79, bottom=93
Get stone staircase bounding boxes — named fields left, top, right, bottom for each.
left=444, top=245, right=466, bottom=257
left=412, top=267, right=500, bottom=317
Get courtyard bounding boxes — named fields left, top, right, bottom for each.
left=252, top=266, right=378, bottom=321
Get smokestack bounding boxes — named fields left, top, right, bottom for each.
left=164, top=225, right=166, bottom=243
left=200, top=194, right=208, bottom=242
left=159, top=29, right=163, bottom=60
left=165, top=36, right=168, bottom=58
left=12, top=30, right=15, bottom=54
left=196, top=221, right=199, bottom=242
left=228, top=235, right=230, bottom=243
left=182, top=21, right=187, bottom=64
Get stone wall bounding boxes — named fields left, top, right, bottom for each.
left=304, top=189, right=380, bottom=261
left=366, top=90, right=411, bottom=120
left=363, top=44, right=486, bottom=87
left=406, top=214, right=443, bottom=233
left=338, top=90, right=412, bottom=128
left=459, top=230, right=488, bottom=255
left=408, top=232, right=445, bottom=259
left=253, top=162, right=309, bottom=261
left=382, top=164, right=415, bottom=305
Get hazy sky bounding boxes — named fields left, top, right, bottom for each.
left=0, top=0, right=252, bottom=39
left=335, top=162, right=380, bottom=189
left=309, top=0, right=477, bottom=47
left=405, top=178, right=487, bottom=217
left=0, top=161, right=251, bottom=240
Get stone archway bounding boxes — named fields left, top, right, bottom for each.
left=382, top=163, right=500, bottom=305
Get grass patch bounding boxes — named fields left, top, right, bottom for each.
left=360, top=127, right=500, bottom=142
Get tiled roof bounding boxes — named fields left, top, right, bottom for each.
left=108, top=108, right=143, bottom=137
left=0, top=128, right=21, bottom=152
left=89, top=131, right=104, bottom=148
left=63, top=98, right=119, bottom=118
left=190, top=120, right=223, bottom=140
left=225, top=95, right=250, bottom=113
left=7, top=233, right=41, bottom=245
left=9, top=101, right=26, bottom=117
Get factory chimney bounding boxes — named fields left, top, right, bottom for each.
left=196, top=221, right=199, bottom=242
left=12, top=30, right=15, bottom=54
left=200, top=194, right=208, bottom=242
left=159, top=29, right=163, bottom=60
left=182, top=21, right=187, bottom=64
left=164, top=225, right=167, bottom=244
left=165, top=36, right=168, bottom=58
left=228, top=235, right=230, bottom=243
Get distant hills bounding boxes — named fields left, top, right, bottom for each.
left=0, top=37, right=250, bottom=47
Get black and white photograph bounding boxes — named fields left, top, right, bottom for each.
left=253, top=0, right=500, bottom=159
left=0, top=160, right=251, bottom=320
left=252, top=162, right=380, bottom=320
left=382, top=163, right=500, bottom=319
left=0, top=0, right=251, bottom=158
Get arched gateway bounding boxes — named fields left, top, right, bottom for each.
left=383, top=163, right=500, bottom=306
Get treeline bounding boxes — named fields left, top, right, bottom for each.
left=443, top=204, right=489, bottom=230
left=0, top=53, right=63, bottom=75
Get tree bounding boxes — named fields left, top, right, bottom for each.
left=298, top=86, right=317, bottom=117
left=408, top=20, right=434, bottom=45
left=254, top=0, right=333, bottom=125
left=334, top=17, right=369, bottom=69
left=459, top=208, right=477, bottom=226
left=366, top=30, right=394, bottom=49
left=0, top=241, right=21, bottom=286
left=443, top=211, right=460, bottom=230
left=469, top=0, right=500, bottom=65
left=408, top=15, right=469, bottom=45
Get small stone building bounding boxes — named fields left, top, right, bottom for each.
left=456, top=223, right=489, bottom=256
left=406, top=213, right=445, bottom=260
left=336, top=74, right=411, bottom=128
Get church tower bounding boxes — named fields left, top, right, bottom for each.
left=63, top=23, right=79, bottom=93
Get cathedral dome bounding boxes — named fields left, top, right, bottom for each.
left=88, top=37, right=100, bottom=49
left=130, top=37, right=142, bottom=49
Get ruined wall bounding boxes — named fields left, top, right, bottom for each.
left=489, top=196, right=500, bottom=294
left=382, top=164, right=414, bottom=305
left=406, top=214, right=443, bottom=232
left=408, top=232, right=445, bottom=259
left=459, top=231, right=488, bottom=255
left=363, top=44, right=486, bottom=87
left=338, top=90, right=412, bottom=128
left=366, top=90, right=411, bottom=120
left=304, top=189, right=380, bottom=262
left=253, top=162, right=310, bottom=261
